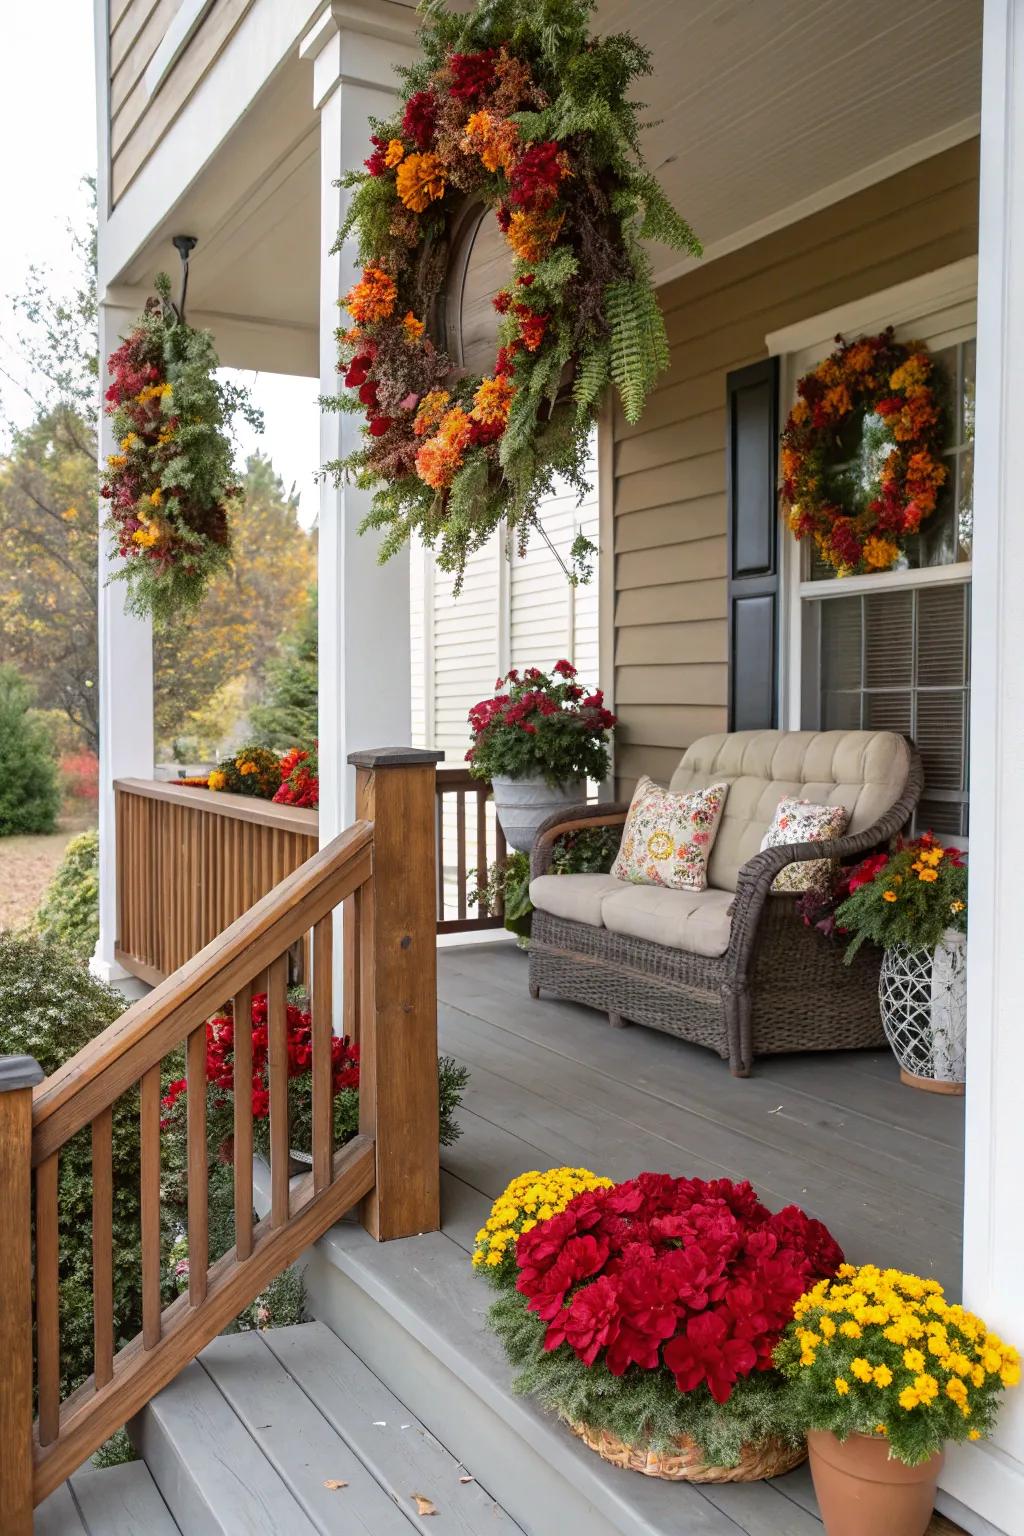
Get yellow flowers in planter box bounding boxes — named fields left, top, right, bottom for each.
left=775, top=1263, right=1019, bottom=1465
left=472, top=1166, right=612, bottom=1287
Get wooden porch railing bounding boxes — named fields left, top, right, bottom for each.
left=0, top=749, right=442, bottom=1531
left=114, top=762, right=508, bottom=980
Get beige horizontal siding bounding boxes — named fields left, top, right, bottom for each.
left=109, top=0, right=254, bottom=206
left=612, top=138, right=979, bottom=797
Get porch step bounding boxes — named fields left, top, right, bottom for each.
left=297, top=1214, right=827, bottom=1536
left=131, top=1322, right=523, bottom=1535
left=34, top=1459, right=182, bottom=1534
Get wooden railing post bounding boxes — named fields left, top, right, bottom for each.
left=349, top=748, right=444, bottom=1240
left=0, top=1055, right=44, bottom=1536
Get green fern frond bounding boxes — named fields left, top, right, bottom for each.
left=605, top=279, right=669, bottom=423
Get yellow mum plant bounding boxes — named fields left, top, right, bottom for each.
left=472, top=1166, right=612, bottom=1288
left=775, top=1263, right=1019, bottom=1464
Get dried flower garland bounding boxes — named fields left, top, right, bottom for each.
left=101, top=273, right=262, bottom=621
left=325, top=0, right=701, bottom=588
left=781, top=329, right=947, bottom=576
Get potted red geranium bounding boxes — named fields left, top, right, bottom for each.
left=467, top=661, right=616, bottom=851
left=486, top=1170, right=844, bottom=1480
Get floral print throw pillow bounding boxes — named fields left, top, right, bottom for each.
left=611, top=777, right=729, bottom=891
left=760, top=797, right=849, bottom=894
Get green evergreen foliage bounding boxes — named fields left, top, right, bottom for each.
left=33, top=829, right=99, bottom=961
left=248, top=586, right=319, bottom=749
left=0, top=665, right=61, bottom=835
left=606, top=278, right=671, bottom=425
left=489, top=1289, right=803, bottom=1466
left=0, top=935, right=153, bottom=1399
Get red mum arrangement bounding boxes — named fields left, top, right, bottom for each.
left=780, top=329, right=947, bottom=576
left=466, top=661, right=615, bottom=788
left=274, top=745, right=319, bottom=809
left=161, top=993, right=358, bottom=1126
left=515, top=1174, right=844, bottom=1404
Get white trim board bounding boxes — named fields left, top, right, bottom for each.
left=653, top=116, right=980, bottom=292
left=765, top=257, right=979, bottom=358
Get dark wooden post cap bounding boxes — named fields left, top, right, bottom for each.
left=0, top=1056, right=44, bottom=1092
left=347, top=748, right=446, bottom=769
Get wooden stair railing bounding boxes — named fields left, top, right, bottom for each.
left=0, top=749, right=443, bottom=1532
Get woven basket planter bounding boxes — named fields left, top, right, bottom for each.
left=565, top=1419, right=806, bottom=1483
left=879, top=929, right=966, bottom=1094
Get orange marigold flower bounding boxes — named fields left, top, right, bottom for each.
left=862, top=535, right=901, bottom=571
left=344, top=266, right=397, bottom=325
left=415, top=407, right=474, bottom=489
left=384, top=139, right=405, bottom=168
left=413, top=389, right=451, bottom=436
left=403, top=310, right=425, bottom=343
left=462, top=110, right=519, bottom=173
left=505, top=208, right=564, bottom=263
left=396, top=152, right=447, bottom=212
left=471, top=374, right=515, bottom=425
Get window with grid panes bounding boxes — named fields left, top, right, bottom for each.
left=804, top=337, right=974, bottom=838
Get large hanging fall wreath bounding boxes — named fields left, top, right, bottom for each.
left=781, top=328, right=947, bottom=576
left=101, top=273, right=262, bottom=621
left=326, top=0, right=701, bottom=588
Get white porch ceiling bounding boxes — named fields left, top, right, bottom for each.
left=117, top=0, right=980, bottom=373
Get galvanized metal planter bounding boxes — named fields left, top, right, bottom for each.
left=490, top=774, right=584, bottom=852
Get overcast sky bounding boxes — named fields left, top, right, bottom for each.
left=0, top=0, right=319, bottom=527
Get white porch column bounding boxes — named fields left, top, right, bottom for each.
left=948, top=3, right=1024, bottom=1530
left=302, top=7, right=418, bottom=843
left=91, top=300, right=155, bottom=987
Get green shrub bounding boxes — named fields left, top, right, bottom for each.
left=33, top=829, right=99, bottom=961
left=0, top=666, right=60, bottom=835
left=472, top=823, right=621, bottom=940
left=0, top=935, right=153, bottom=1399
left=249, top=586, right=318, bottom=750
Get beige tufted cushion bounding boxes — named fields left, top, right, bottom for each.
left=529, top=873, right=622, bottom=927
left=600, top=884, right=734, bottom=956
left=668, top=730, right=911, bottom=893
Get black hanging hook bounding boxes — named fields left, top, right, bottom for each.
left=170, top=235, right=198, bottom=324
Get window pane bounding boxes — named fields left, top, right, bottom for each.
left=820, top=597, right=862, bottom=691
left=916, top=691, right=967, bottom=791
left=917, top=585, right=966, bottom=686
left=822, top=692, right=862, bottom=729
left=863, top=691, right=913, bottom=733
left=916, top=798, right=964, bottom=838
left=864, top=591, right=913, bottom=688
left=960, top=339, right=976, bottom=446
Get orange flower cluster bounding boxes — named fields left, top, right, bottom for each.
left=345, top=266, right=397, bottom=325
left=471, top=374, right=515, bottom=426
left=413, top=390, right=451, bottom=437
left=505, top=208, right=564, bottom=263
left=396, top=152, right=447, bottom=212
left=462, top=109, right=519, bottom=173
left=415, top=407, right=473, bottom=489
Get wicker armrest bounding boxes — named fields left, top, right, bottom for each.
left=725, top=744, right=925, bottom=984
left=530, top=801, right=630, bottom=878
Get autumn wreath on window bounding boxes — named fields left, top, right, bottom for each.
left=781, top=328, right=947, bottom=576
left=325, top=0, right=701, bottom=589
left=101, top=273, right=262, bottom=621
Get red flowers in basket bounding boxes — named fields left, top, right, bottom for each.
left=514, top=1173, right=843, bottom=1403
left=161, top=993, right=358, bottom=1123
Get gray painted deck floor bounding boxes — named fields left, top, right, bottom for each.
left=437, top=941, right=965, bottom=1296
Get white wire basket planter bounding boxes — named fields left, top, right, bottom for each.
left=878, top=929, right=966, bottom=1094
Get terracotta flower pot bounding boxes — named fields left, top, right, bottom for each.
left=807, top=1430, right=942, bottom=1536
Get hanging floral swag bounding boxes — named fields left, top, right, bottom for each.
left=781, top=328, right=947, bottom=576
left=101, top=273, right=263, bottom=621
left=324, top=0, right=701, bottom=590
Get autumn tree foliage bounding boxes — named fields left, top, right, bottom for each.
left=153, top=454, right=316, bottom=755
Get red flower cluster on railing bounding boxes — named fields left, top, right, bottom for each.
left=514, top=1173, right=844, bottom=1404
left=161, top=993, right=358, bottom=1123
left=273, top=746, right=319, bottom=809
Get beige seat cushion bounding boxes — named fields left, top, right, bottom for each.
left=529, top=872, right=623, bottom=928
left=600, top=884, right=734, bottom=957
left=668, top=730, right=911, bottom=892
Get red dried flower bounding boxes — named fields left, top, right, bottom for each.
left=402, top=90, right=438, bottom=149
left=508, top=141, right=566, bottom=210
left=449, top=48, right=498, bottom=102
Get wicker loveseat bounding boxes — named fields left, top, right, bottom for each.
left=527, top=729, right=923, bottom=1076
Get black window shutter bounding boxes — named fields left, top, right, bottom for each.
left=725, top=357, right=780, bottom=730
